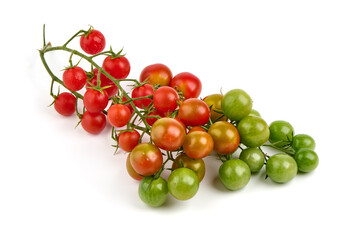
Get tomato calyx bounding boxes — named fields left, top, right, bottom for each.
left=106, top=46, right=126, bottom=59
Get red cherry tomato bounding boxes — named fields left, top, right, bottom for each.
left=86, top=68, right=118, bottom=97
left=131, top=84, right=154, bottom=109
left=170, top=72, right=202, bottom=99
left=121, top=96, right=134, bottom=114
left=183, top=131, right=214, bottom=159
left=83, top=89, right=109, bottom=113
left=178, top=98, right=210, bottom=126
left=153, top=86, right=179, bottom=113
left=63, top=66, right=87, bottom=92
left=107, top=104, right=131, bottom=128
left=54, top=92, right=76, bottom=116
left=80, top=29, right=106, bottom=55
left=151, top=117, right=186, bottom=151
left=102, top=56, right=130, bottom=80
left=139, top=63, right=173, bottom=86
left=208, top=121, right=240, bottom=155
left=130, top=143, right=163, bottom=176
left=188, top=126, right=207, bottom=134
left=81, top=111, right=107, bottom=134
left=145, top=110, right=163, bottom=126
left=126, top=154, right=143, bottom=180
left=118, top=130, right=141, bottom=152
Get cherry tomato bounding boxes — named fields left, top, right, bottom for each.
left=203, top=93, right=226, bottom=122
left=168, top=168, right=199, bottom=200
left=237, top=116, right=270, bottom=147
left=102, top=55, right=130, bottom=80
left=208, top=121, right=240, bottom=155
left=83, top=89, right=109, bottom=113
left=63, top=66, right=87, bottom=92
left=140, top=63, right=173, bottom=86
left=131, top=84, right=154, bottom=109
left=221, top=89, right=252, bottom=121
left=172, top=153, right=205, bottom=182
left=239, top=148, right=265, bottom=173
left=292, top=134, right=316, bottom=151
left=54, top=92, right=76, bottom=116
left=188, top=126, right=207, bottom=134
left=219, top=159, right=251, bottom=191
left=145, top=110, right=163, bottom=126
left=81, top=111, right=107, bottom=134
left=120, top=96, right=134, bottom=114
left=249, top=109, right=261, bottom=117
left=183, top=131, right=214, bottom=159
left=130, top=143, right=163, bottom=176
left=118, top=130, right=141, bottom=152
left=153, top=86, right=179, bottom=113
left=170, top=72, right=202, bottom=99
left=138, top=176, right=168, bottom=207
left=178, top=98, right=210, bottom=126
left=86, top=68, right=118, bottom=97
left=107, top=104, right=131, bottom=128
left=269, top=120, right=294, bottom=147
left=80, top=29, right=106, bottom=55
left=266, top=153, right=298, bottom=183
left=151, top=118, right=186, bottom=151
left=294, top=149, right=319, bottom=173
left=126, top=154, right=143, bottom=180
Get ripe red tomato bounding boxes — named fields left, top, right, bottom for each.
left=120, top=96, right=134, bottom=114
left=80, top=29, right=106, bottom=55
left=62, top=66, right=87, bottom=92
left=183, top=131, right=214, bottom=159
left=170, top=72, right=202, bottom=99
left=130, top=143, right=163, bottom=176
left=107, top=104, right=131, bottom=128
left=145, top=110, right=163, bottom=126
left=118, top=130, right=141, bottom=152
left=102, top=55, right=130, bottom=80
left=54, top=92, right=76, bottom=116
left=151, top=117, right=186, bottom=151
left=140, top=63, right=173, bottom=86
left=178, top=98, right=210, bottom=126
left=86, top=68, right=118, bottom=97
left=208, top=121, right=240, bottom=155
left=83, top=89, right=109, bottom=113
left=81, top=111, right=107, bottom=134
left=131, top=84, right=154, bottom=109
left=153, top=86, right=179, bottom=113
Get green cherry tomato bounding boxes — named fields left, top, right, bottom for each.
left=248, top=109, right=261, bottom=117
left=168, top=168, right=199, bottom=200
left=172, top=154, right=206, bottom=182
left=294, top=149, right=319, bottom=173
left=219, top=159, right=251, bottom=191
left=269, top=120, right=294, bottom=147
left=292, top=134, right=316, bottom=151
left=237, top=116, right=270, bottom=147
left=221, top=89, right=252, bottom=121
left=266, top=153, right=298, bottom=183
left=138, top=176, right=168, bottom=207
left=239, top=148, right=265, bottom=173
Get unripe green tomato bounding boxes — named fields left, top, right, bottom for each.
left=292, top=134, right=316, bottom=151
left=248, top=109, right=261, bottom=117
left=237, top=116, right=270, bottom=147
left=138, top=176, right=168, bottom=207
left=168, top=168, right=199, bottom=201
left=221, top=89, right=252, bottom=121
left=269, top=120, right=294, bottom=147
left=266, top=153, right=298, bottom=183
left=239, top=148, right=265, bottom=173
left=219, top=159, right=251, bottom=191
left=294, top=149, right=319, bottom=173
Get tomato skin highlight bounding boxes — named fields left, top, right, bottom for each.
left=170, top=72, right=202, bottom=99
left=178, top=98, right=210, bottom=126
left=131, top=84, right=154, bottom=109
left=208, top=121, right=240, bottom=155
left=153, top=86, right=179, bottom=113
left=151, top=118, right=186, bottom=151
left=102, top=56, right=130, bottom=80
left=118, top=130, right=141, bottom=152
left=107, top=104, right=131, bottom=128
left=54, top=92, right=76, bottom=116
left=80, top=29, right=106, bottom=55
left=140, top=63, right=172, bottom=86
left=83, top=89, right=109, bottom=113
left=63, top=66, right=87, bottom=92
left=183, top=131, right=214, bottom=159
left=81, top=111, right=107, bottom=134
left=130, top=143, right=163, bottom=177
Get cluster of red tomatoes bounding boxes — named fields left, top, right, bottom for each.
left=44, top=26, right=319, bottom=208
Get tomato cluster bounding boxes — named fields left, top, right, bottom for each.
left=41, top=26, right=319, bottom=208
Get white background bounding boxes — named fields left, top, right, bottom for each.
left=1, top=0, right=360, bottom=239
